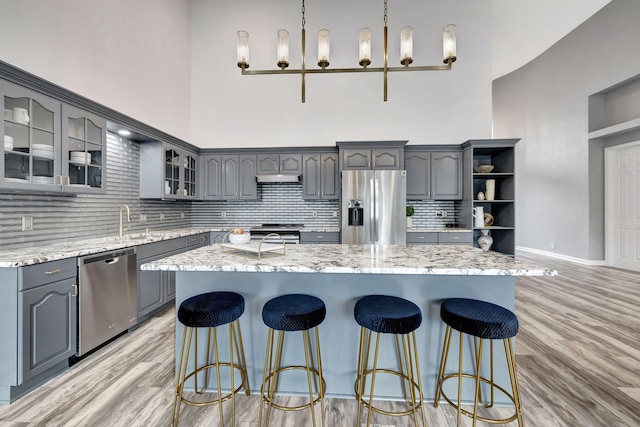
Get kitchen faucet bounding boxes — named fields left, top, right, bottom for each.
left=119, top=204, right=131, bottom=238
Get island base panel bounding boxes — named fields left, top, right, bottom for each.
left=175, top=272, right=516, bottom=404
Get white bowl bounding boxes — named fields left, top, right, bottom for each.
left=474, top=165, right=495, bottom=173
left=228, top=232, right=251, bottom=244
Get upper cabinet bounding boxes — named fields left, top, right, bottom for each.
left=140, top=141, right=199, bottom=199
left=257, top=153, right=302, bottom=175
left=62, top=104, right=106, bottom=194
left=302, top=153, right=339, bottom=200
left=201, top=154, right=257, bottom=200
left=341, top=148, right=403, bottom=170
left=1, top=80, right=106, bottom=194
left=337, top=141, right=407, bottom=171
left=405, top=150, right=462, bottom=200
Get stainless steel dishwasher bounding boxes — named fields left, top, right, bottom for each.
left=77, top=248, right=137, bottom=356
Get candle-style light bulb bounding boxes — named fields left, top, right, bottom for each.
left=400, top=26, right=413, bottom=66
left=318, top=29, right=330, bottom=68
left=236, top=30, right=250, bottom=68
left=443, top=24, right=457, bottom=63
left=277, top=29, right=290, bottom=69
left=359, top=28, right=372, bottom=67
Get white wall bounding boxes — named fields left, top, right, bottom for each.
left=492, top=0, right=640, bottom=261
left=190, top=0, right=492, bottom=148
left=0, top=0, right=192, bottom=141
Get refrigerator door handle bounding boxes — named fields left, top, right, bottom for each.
left=370, top=177, right=376, bottom=243
left=373, top=177, right=379, bottom=243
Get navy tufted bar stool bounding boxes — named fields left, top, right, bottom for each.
left=172, top=292, right=250, bottom=427
left=434, top=298, right=524, bottom=426
left=259, top=294, right=327, bottom=427
left=353, top=295, right=427, bottom=427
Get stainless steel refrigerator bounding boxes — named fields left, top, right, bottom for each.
left=341, top=170, right=407, bottom=245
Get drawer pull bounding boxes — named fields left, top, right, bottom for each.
left=316, top=236, right=324, bottom=239
left=419, top=236, right=425, bottom=239
left=72, top=285, right=78, bottom=297
left=45, top=268, right=62, bottom=275
left=452, top=236, right=460, bottom=240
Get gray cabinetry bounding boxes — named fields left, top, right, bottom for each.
left=406, top=231, right=472, bottom=245
left=210, top=231, right=227, bottom=244
left=1, top=80, right=107, bottom=194
left=137, top=233, right=211, bottom=322
left=302, top=153, right=339, bottom=200
left=463, top=139, right=518, bottom=256
left=20, top=277, right=77, bottom=382
left=337, top=141, right=407, bottom=171
left=257, top=153, right=302, bottom=175
left=300, top=231, right=340, bottom=244
left=405, top=150, right=462, bottom=200
left=202, top=155, right=222, bottom=199
left=61, top=104, right=106, bottom=194
left=221, top=155, right=257, bottom=200
left=341, top=147, right=403, bottom=170
left=202, top=154, right=257, bottom=200
left=0, top=257, right=77, bottom=403
left=140, top=141, right=198, bottom=199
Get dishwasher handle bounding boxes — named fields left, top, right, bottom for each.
left=78, top=248, right=136, bottom=266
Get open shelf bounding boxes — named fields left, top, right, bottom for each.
left=588, top=117, right=640, bottom=140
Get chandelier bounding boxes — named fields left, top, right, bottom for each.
left=236, top=0, right=457, bottom=103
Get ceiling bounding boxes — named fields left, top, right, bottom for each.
left=492, top=0, right=611, bottom=79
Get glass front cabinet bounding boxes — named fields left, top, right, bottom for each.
left=140, top=141, right=198, bottom=199
left=1, top=80, right=106, bottom=194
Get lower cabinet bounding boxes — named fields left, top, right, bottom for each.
left=300, top=231, right=340, bottom=244
left=407, top=231, right=472, bottom=245
left=20, top=277, right=77, bottom=383
left=136, top=233, right=211, bottom=323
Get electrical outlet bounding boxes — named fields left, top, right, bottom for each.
left=551, top=242, right=555, bottom=250
left=332, top=211, right=338, bottom=218
left=221, top=211, right=227, bottom=218
left=160, top=213, right=165, bottom=221
left=22, top=216, right=33, bottom=231
left=139, top=213, right=147, bottom=223
left=436, top=211, right=448, bottom=217
left=180, top=212, right=185, bottom=219
left=312, top=211, right=318, bottom=217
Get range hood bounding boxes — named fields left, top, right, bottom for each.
left=256, top=174, right=301, bottom=183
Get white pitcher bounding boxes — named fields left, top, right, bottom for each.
left=473, top=206, right=485, bottom=228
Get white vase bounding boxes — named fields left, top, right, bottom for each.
left=406, top=217, right=413, bottom=229
left=477, top=230, right=493, bottom=251
left=485, top=179, right=496, bottom=201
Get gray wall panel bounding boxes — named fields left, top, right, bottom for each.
left=492, top=0, right=640, bottom=260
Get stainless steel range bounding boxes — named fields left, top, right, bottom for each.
left=250, top=223, right=303, bottom=244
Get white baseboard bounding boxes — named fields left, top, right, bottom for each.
left=516, top=246, right=606, bottom=266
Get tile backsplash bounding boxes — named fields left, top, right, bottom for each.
left=0, top=134, right=462, bottom=250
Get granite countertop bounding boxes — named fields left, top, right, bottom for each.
left=407, top=227, right=472, bottom=233
left=0, top=228, right=227, bottom=267
left=141, top=244, right=557, bottom=276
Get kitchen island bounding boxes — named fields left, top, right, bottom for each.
left=142, top=244, right=556, bottom=402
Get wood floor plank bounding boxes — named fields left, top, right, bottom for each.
left=0, top=252, right=639, bottom=426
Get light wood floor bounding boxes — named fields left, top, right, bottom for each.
left=1, top=253, right=639, bottom=426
